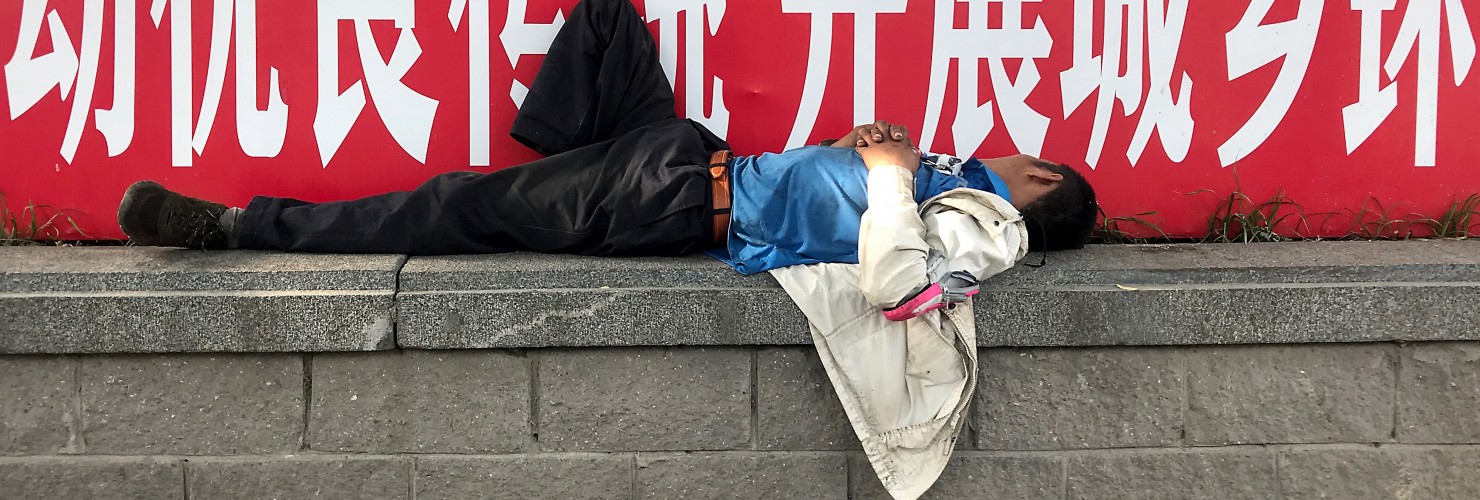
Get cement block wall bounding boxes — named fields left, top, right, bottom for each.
left=3, top=242, right=1480, bottom=498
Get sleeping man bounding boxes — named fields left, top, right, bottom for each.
left=117, top=0, right=1095, bottom=271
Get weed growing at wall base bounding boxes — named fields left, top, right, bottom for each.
left=1, top=194, right=87, bottom=246
left=1198, top=186, right=1309, bottom=243
left=1322, top=197, right=1433, bottom=240
left=1093, top=191, right=1480, bottom=243
left=1093, top=206, right=1170, bottom=244
left=1428, top=194, right=1480, bottom=238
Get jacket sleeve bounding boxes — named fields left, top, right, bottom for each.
left=857, top=166, right=1027, bottom=316
left=857, top=165, right=932, bottom=309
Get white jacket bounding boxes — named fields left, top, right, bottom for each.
left=769, top=166, right=1029, bottom=500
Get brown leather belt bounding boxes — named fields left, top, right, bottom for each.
left=708, top=150, right=733, bottom=245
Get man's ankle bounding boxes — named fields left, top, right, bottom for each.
left=219, top=208, right=245, bottom=249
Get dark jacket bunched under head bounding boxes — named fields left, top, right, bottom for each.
left=1021, top=161, right=1097, bottom=251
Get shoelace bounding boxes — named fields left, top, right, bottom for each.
left=164, top=203, right=224, bottom=248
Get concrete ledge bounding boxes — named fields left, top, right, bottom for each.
left=977, top=240, right=1480, bottom=346
left=399, top=240, right=1480, bottom=348
left=2, top=241, right=1478, bottom=353
left=0, top=248, right=402, bottom=353
left=396, top=254, right=806, bottom=348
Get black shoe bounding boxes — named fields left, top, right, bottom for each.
left=118, top=181, right=230, bottom=249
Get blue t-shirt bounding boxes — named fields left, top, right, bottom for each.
left=706, top=146, right=1008, bottom=275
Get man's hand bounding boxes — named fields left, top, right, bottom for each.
left=856, top=128, right=920, bottom=174
left=833, top=121, right=912, bottom=148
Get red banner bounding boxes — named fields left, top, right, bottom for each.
left=3, top=0, right=1478, bottom=240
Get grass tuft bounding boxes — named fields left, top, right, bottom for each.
left=1, top=193, right=88, bottom=246
left=1093, top=206, right=1170, bottom=244
left=1197, top=185, right=1310, bottom=244
left=1320, top=197, right=1432, bottom=240
left=1426, top=194, right=1480, bottom=239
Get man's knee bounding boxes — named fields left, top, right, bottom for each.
left=576, top=0, right=638, bottom=21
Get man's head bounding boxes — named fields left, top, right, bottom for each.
left=982, top=154, right=1097, bottom=251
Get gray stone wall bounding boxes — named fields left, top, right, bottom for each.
left=5, top=243, right=1480, bottom=497
left=5, top=343, right=1479, bottom=498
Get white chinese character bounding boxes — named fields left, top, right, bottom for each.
left=779, top=0, right=908, bottom=150
left=919, top=0, right=1052, bottom=158
left=1219, top=0, right=1324, bottom=167
left=5, top=0, right=136, bottom=162
left=97, top=0, right=136, bottom=158
left=646, top=0, right=729, bottom=138
left=1343, top=0, right=1474, bottom=167
left=169, top=0, right=290, bottom=165
left=315, top=0, right=440, bottom=166
left=1059, top=0, right=1193, bottom=168
left=161, top=0, right=290, bottom=167
left=458, top=0, right=566, bottom=166
left=5, top=0, right=77, bottom=122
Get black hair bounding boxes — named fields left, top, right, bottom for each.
left=1020, top=161, right=1097, bottom=251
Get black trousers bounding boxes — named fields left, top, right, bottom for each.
left=240, top=0, right=727, bottom=256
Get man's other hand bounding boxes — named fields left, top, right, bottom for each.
left=857, top=130, right=920, bottom=174
left=833, top=121, right=912, bottom=148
